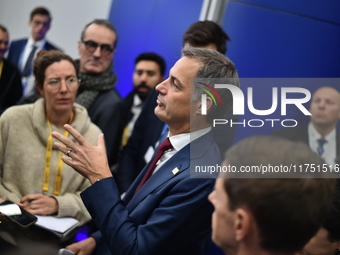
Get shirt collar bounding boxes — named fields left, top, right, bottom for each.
left=133, top=93, right=143, bottom=107
left=309, top=122, right=336, bottom=141
left=28, top=37, right=46, bottom=49
left=168, top=127, right=211, bottom=152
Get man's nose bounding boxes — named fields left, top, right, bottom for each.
left=140, top=72, right=149, bottom=82
left=93, top=46, right=101, bottom=57
left=156, top=80, right=167, bottom=94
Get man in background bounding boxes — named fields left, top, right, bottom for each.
left=209, top=135, right=335, bottom=255
left=274, top=86, right=340, bottom=167
left=121, top=52, right=165, bottom=146
left=183, top=20, right=230, bottom=53
left=75, top=19, right=126, bottom=167
left=7, top=7, right=59, bottom=98
left=0, top=24, right=22, bottom=115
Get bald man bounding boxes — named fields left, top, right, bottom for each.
left=274, top=86, right=340, bottom=166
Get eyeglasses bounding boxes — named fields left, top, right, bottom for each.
left=81, top=40, right=114, bottom=57
left=45, top=77, right=80, bottom=93
left=32, top=20, right=50, bottom=28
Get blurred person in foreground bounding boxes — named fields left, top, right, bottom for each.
left=296, top=179, right=340, bottom=255
left=0, top=50, right=101, bottom=249
left=209, top=135, right=335, bottom=255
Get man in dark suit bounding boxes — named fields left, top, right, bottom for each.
left=117, top=20, right=236, bottom=193
left=52, top=46, right=239, bottom=255
left=0, top=25, right=22, bottom=115
left=7, top=7, right=59, bottom=98
left=121, top=52, right=165, bottom=146
left=274, top=86, right=340, bottom=166
left=75, top=19, right=126, bottom=167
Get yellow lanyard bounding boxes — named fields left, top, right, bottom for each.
left=0, top=61, right=3, bottom=78
left=43, top=114, right=73, bottom=195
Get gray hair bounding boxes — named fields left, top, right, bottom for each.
left=81, top=19, right=118, bottom=49
left=182, top=46, right=239, bottom=122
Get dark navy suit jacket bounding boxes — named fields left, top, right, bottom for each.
left=81, top=131, right=220, bottom=255
left=0, top=59, right=22, bottom=114
left=7, top=38, right=59, bottom=68
left=117, top=88, right=238, bottom=193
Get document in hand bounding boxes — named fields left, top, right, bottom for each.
left=34, top=215, right=79, bottom=238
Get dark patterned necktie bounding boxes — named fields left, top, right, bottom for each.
left=317, top=138, right=327, bottom=155
left=22, top=45, right=37, bottom=77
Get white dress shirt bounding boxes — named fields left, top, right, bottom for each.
left=20, top=38, right=46, bottom=97
left=153, top=127, right=211, bottom=174
left=308, top=122, right=337, bottom=166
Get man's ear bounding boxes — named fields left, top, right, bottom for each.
left=234, top=208, right=251, bottom=241
left=196, top=96, right=213, bottom=115
left=336, top=241, right=340, bottom=250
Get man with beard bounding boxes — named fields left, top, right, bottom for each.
left=121, top=53, right=165, bottom=146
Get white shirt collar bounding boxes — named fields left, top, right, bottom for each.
left=28, top=37, right=46, bottom=49
left=133, top=93, right=143, bottom=107
left=168, top=127, right=211, bottom=152
left=308, top=122, right=336, bottom=141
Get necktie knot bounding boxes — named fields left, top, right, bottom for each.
left=134, top=138, right=173, bottom=195
left=158, top=138, right=173, bottom=153
left=317, top=137, right=327, bottom=155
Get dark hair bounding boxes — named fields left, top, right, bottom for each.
left=81, top=19, right=118, bottom=49
left=324, top=179, right=340, bottom=242
left=183, top=20, right=230, bottom=54
left=33, top=50, right=78, bottom=89
left=135, top=52, right=166, bottom=76
left=182, top=46, right=239, bottom=123
left=30, top=7, right=51, bottom=22
left=0, top=24, right=8, bottom=33
left=223, top=135, right=335, bottom=254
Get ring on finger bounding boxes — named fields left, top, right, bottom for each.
left=66, top=148, right=74, bottom=157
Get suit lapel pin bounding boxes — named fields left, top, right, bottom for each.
left=172, top=167, right=180, bottom=175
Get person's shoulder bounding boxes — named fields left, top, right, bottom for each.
left=1, top=104, right=33, bottom=121
left=45, top=40, right=60, bottom=51
left=73, top=103, right=102, bottom=134
left=3, top=58, right=20, bottom=71
left=9, top=38, right=27, bottom=46
left=93, top=89, right=123, bottom=107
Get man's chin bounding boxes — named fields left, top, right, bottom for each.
left=84, top=65, right=103, bottom=74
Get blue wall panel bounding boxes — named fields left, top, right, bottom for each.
left=232, top=0, right=340, bottom=24
left=109, top=0, right=203, bottom=97
left=223, top=1, right=340, bottom=78
left=221, top=1, right=340, bottom=142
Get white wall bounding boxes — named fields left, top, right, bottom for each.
left=0, top=0, right=112, bottom=58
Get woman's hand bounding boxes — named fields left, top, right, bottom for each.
left=19, top=194, right=58, bottom=215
